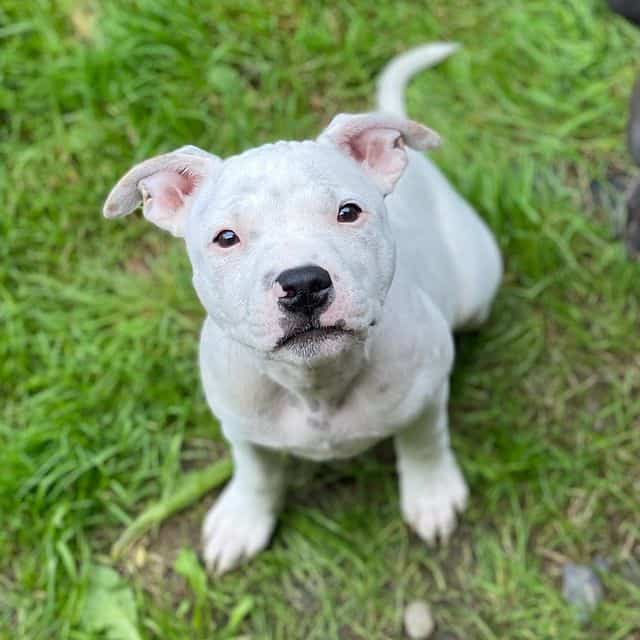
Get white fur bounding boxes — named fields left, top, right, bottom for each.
left=104, top=43, right=502, bottom=574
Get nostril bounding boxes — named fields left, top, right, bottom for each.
left=308, top=275, right=332, bottom=294
left=280, top=283, right=299, bottom=298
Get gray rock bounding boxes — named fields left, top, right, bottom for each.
left=562, top=563, right=604, bottom=622
left=592, top=555, right=611, bottom=574
left=404, top=600, right=435, bottom=639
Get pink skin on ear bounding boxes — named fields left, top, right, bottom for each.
left=139, top=169, right=196, bottom=236
left=103, top=148, right=219, bottom=238
left=319, top=112, right=440, bottom=195
left=351, top=128, right=407, bottom=195
left=138, top=170, right=195, bottom=224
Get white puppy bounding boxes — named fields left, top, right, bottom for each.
left=104, top=43, right=502, bottom=574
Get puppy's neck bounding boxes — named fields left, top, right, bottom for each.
left=262, top=342, right=367, bottom=408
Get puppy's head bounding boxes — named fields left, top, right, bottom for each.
left=104, top=114, right=439, bottom=363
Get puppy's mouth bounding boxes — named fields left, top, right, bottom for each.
left=275, top=323, right=354, bottom=349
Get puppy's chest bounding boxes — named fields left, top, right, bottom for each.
left=250, top=391, right=399, bottom=461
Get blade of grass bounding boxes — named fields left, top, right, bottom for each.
left=111, top=457, right=232, bottom=559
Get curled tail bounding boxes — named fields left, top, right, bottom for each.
left=376, top=42, right=460, bottom=117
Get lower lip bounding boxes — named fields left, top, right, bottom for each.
left=277, top=326, right=351, bottom=348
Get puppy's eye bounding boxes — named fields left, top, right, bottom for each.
left=337, top=202, right=362, bottom=223
left=213, top=229, right=240, bottom=248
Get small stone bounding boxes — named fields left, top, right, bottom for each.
left=592, top=555, right=611, bottom=573
left=404, top=600, right=435, bottom=639
left=562, top=563, right=604, bottom=622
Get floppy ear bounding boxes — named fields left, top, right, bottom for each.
left=103, top=145, right=221, bottom=237
left=318, top=112, right=440, bottom=195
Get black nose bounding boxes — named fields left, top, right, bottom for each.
left=277, top=265, right=333, bottom=314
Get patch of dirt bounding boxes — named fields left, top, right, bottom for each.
left=118, top=497, right=213, bottom=604
left=181, top=438, right=229, bottom=473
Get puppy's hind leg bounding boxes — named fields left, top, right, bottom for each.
left=439, top=194, right=502, bottom=332
left=394, top=382, right=468, bottom=545
left=452, top=220, right=502, bottom=333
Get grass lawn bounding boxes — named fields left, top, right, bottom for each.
left=2, top=0, right=640, bottom=638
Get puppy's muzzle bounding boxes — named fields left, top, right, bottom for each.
left=277, top=265, right=332, bottom=314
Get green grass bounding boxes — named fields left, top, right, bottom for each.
left=2, top=0, right=640, bottom=638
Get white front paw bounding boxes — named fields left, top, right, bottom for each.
left=399, top=453, right=468, bottom=546
left=202, top=483, right=278, bottom=575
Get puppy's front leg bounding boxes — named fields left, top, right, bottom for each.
left=202, top=440, right=287, bottom=574
left=394, top=383, right=468, bottom=545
